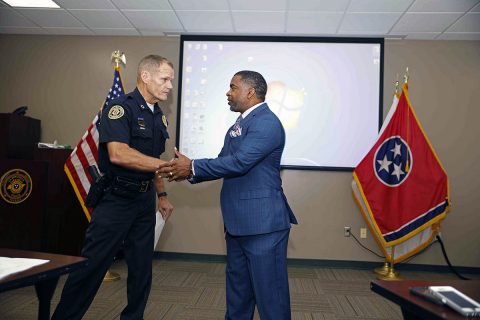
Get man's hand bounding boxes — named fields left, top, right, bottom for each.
left=157, top=148, right=192, bottom=182
left=157, top=196, right=173, bottom=221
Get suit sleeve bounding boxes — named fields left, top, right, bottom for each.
left=193, top=117, right=282, bottom=182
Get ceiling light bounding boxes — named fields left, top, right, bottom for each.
left=3, top=0, right=60, bottom=8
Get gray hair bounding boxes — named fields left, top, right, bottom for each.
left=137, top=55, right=173, bottom=76
left=234, top=70, right=267, bottom=101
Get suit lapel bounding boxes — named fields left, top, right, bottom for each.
left=241, top=103, right=268, bottom=129
left=224, top=103, right=269, bottom=154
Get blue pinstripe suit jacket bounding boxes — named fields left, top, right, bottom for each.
left=192, top=103, right=297, bottom=236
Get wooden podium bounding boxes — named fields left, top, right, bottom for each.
left=0, top=159, right=48, bottom=250
left=33, top=148, right=89, bottom=255
left=0, top=113, right=40, bottom=159
left=0, top=113, right=88, bottom=255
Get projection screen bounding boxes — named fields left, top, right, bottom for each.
left=176, top=35, right=384, bottom=170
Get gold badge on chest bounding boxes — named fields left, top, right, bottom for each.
left=162, top=115, right=168, bottom=127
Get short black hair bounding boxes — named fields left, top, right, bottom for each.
left=234, top=70, right=267, bottom=101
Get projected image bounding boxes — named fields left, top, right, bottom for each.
left=178, top=37, right=383, bottom=169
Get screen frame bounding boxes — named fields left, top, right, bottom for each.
left=176, top=34, right=385, bottom=171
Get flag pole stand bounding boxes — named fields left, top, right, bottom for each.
left=101, top=51, right=125, bottom=284
left=103, top=270, right=121, bottom=282
left=378, top=246, right=401, bottom=280
left=374, top=261, right=390, bottom=276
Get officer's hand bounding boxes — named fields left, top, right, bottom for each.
left=157, top=196, right=173, bottom=221
left=158, top=148, right=192, bottom=182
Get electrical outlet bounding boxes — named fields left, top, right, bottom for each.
left=344, top=227, right=351, bottom=237
left=360, top=228, right=367, bottom=239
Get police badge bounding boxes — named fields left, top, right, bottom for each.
left=0, top=169, right=33, bottom=204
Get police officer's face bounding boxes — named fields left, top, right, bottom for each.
left=145, top=63, right=174, bottom=103
left=226, top=75, right=254, bottom=113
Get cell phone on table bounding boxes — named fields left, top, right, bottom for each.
left=409, top=286, right=444, bottom=305
left=428, top=286, right=480, bottom=317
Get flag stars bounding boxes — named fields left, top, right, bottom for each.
left=391, top=143, right=402, bottom=158
left=391, top=163, right=405, bottom=180
left=377, top=155, right=392, bottom=173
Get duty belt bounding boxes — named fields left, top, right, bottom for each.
left=113, top=176, right=152, bottom=192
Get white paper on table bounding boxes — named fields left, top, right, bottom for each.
left=154, top=210, right=165, bottom=250
left=0, top=257, right=49, bottom=280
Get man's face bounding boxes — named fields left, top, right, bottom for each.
left=226, top=75, right=252, bottom=113
left=144, top=63, right=174, bottom=103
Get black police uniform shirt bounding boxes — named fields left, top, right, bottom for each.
left=98, top=87, right=169, bottom=181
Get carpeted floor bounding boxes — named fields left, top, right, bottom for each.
left=0, top=259, right=477, bottom=319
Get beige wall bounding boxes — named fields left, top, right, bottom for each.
left=1, top=35, right=479, bottom=267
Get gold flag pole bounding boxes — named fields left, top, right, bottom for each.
left=374, top=75, right=401, bottom=277
left=111, top=50, right=126, bottom=69
left=103, top=50, right=126, bottom=283
left=395, top=73, right=400, bottom=95
left=374, top=262, right=390, bottom=276
left=378, top=68, right=410, bottom=281
left=378, top=245, right=402, bottom=280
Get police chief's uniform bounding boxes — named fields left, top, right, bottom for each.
left=53, top=88, right=169, bottom=320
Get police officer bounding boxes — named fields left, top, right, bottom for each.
left=52, top=55, right=175, bottom=320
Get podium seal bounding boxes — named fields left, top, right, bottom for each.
left=0, top=169, right=33, bottom=204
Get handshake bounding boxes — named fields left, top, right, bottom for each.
left=157, top=148, right=193, bottom=182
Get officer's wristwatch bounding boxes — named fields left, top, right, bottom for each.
left=157, top=192, right=168, bottom=198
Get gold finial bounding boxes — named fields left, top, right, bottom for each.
left=403, top=67, right=409, bottom=84
left=111, top=50, right=126, bottom=69
left=394, top=73, right=399, bottom=95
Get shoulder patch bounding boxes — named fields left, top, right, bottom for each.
left=162, top=115, right=168, bottom=127
left=108, top=105, right=124, bottom=120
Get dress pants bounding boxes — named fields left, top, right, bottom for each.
left=225, top=229, right=291, bottom=320
left=52, top=188, right=156, bottom=320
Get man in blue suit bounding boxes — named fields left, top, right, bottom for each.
left=159, top=70, right=297, bottom=319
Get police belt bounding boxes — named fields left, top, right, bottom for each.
left=112, top=176, right=153, bottom=193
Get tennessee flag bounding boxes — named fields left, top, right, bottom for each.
left=65, top=67, right=125, bottom=221
left=352, top=83, right=449, bottom=263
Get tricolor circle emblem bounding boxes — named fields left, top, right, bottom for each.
left=373, top=136, right=413, bottom=187
left=0, top=169, right=33, bottom=204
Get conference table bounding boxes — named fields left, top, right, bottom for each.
left=371, top=279, right=480, bottom=319
left=0, top=248, right=87, bottom=320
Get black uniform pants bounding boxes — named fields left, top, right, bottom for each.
left=52, top=187, right=156, bottom=320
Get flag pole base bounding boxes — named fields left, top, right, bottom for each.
left=103, top=270, right=121, bottom=282
left=377, top=267, right=402, bottom=281
left=374, top=262, right=390, bottom=275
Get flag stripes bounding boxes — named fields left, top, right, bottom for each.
left=383, top=199, right=448, bottom=242
left=64, top=69, right=125, bottom=221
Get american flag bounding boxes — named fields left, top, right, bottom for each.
left=64, top=67, right=125, bottom=221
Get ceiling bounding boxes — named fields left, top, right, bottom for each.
left=0, top=0, right=479, bottom=40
